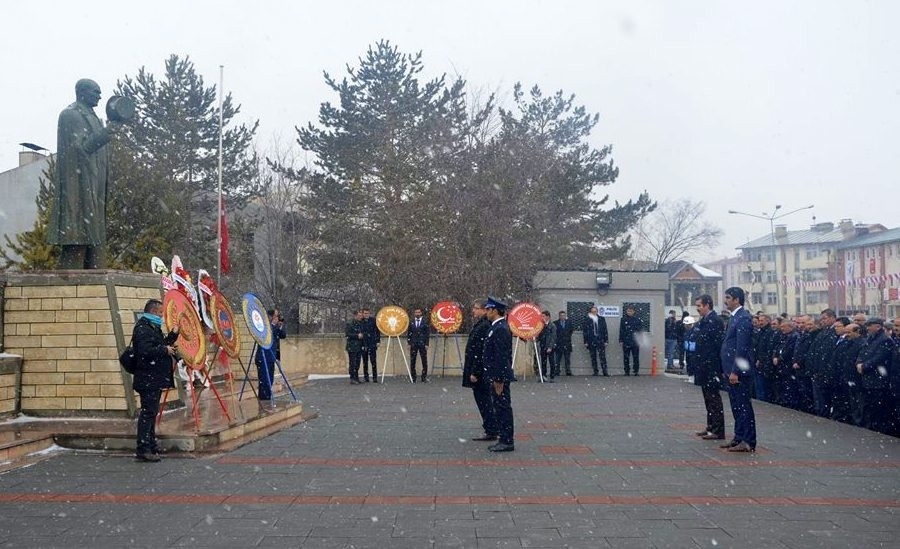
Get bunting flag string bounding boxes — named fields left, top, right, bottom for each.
left=769, top=271, right=900, bottom=290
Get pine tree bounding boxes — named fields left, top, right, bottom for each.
left=110, top=54, right=259, bottom=271
left=291, top=43, right=654, bottom=308
left=1, top=159, right=59, bottom=270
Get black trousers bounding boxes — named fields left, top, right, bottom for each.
left=539, top=348, right=557, bottom=377
left=861, top=388, right=891, bottom=433
left=622, top=345, right=640, bottom=373
left=473, top=382, right=498, bottom=436
left=490, top=382, right=515, bottom=445
left=701, top=385, right=725, bottom=436
left=348, top=351, right=361, bottom=380
left=136, top=388, right=162, bottom=454
left=587, top=345, right=607, bottom=374
left=410, top=345, right=428, bottom=378
left=555, top=349, right=572, bottom=374
left=361, top=347, right=378, bottom=379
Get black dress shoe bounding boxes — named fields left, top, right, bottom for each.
left=565, top=372, right=572, bottom=376
left=719, top=440, right=739, bottom=449
left=546, top=378, right=556, bottom=383
left=701, top=433, right=725, bottom=440
left=696, top=430, right=711, bottom=437
left=633, top=372, right=640, bottom=376
left=472, top=434, right=499, bottom=441
left=135, top=453, right=161, bottom=462
left=592, top=372, right=599, bottom=376
left=602, top=372, right=609, bottom=377
left=624, top=372, right=631, bottom=376
left=728, top=441, right=755, bottom=453
left=488, top=443, right=515, bottom=452
left=364, top=377, right=370, bottom=382
left=421, top=377, right=428, bottom=383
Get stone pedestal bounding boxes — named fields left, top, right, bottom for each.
left=1, top=270, right=163, bottom=417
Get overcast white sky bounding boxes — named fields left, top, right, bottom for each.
left=2, top=0, right=897, bottom=261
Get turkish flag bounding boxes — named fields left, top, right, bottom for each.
left=219, top=197, right=230, bottom=274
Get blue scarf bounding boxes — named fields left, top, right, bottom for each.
left=142, top=313, right=163, bottom=326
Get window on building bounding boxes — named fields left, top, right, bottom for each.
left=766, top=292, right=777, bottom=305
left=794, top=250, right=801, bottom=268
left=802, top=268, right=827, bottom=281
left=806, top=291, right=828, bottom=305
left=567, top=302, right=594, bottom=332
left=766, top=270, right=777, bottom=283
left=750, top=293, right=763, bottom=306
left=764, top=249, right=775, bottom=261
left=805, top=247, right=819, bottom=260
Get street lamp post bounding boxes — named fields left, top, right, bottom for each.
left=728, top=204, right=814, bottom=314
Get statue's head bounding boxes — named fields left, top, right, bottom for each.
left=75, top=79, right=102, bottom=108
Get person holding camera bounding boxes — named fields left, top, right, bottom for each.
left=255, top=308, right=286, bottom=400
left=132, top=299, right=179, bottom=462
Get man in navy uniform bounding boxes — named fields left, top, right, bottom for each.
left=719, top=287, right=757, bottom=452
left=483, top=296, right=515, bottom=452
left=855, top=318, right=895, bottom=433
left=583, top=306, right=609, bottom=376
left=463, top=300, right=497, bottom=441
left=407, top=308, right=430, bottom=383
left=619, top=305, right=644, bottom=375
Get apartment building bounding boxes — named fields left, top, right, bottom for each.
left=834, top=227, right=900, bottom=318
left=734, top=220, right=886, bottom=316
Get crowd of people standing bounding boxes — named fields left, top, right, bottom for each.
left=684, top=297, right=900, bottom=439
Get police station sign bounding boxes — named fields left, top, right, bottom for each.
left=596, top=305, right=620, bottom=317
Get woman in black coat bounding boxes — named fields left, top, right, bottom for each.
left=131, top=299, right=178, bottom=462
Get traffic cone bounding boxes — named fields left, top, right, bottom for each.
left=651, top=346, right=658, bottom=376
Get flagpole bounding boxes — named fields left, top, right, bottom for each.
left=217, top=65, right=224, bottom=281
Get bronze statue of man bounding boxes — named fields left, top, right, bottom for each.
left=49, top=79, right=110, bottom=269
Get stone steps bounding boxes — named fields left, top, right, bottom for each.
left=0, top=374, right=309, bottom=470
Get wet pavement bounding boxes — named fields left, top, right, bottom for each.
left=0, top=373, right=897, bottom=548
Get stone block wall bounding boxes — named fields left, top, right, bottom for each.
left=0, top=355, right=22, bottom=416
left=1, top=271, right=163, bottom=416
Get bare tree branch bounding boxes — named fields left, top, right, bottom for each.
left=634, top=198, right=723, bottom=269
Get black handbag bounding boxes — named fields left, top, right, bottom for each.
left=119, top=335, right=138, bottom=374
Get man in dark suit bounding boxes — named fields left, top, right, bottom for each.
left=554, top=311, right=575, bottom=376
left=855, top=318, right=895, bottom=433
left=345, top=309, right=365, bottom=384
left=360, top=307, right=381, bottom=382
left=582, top=306, right=609, bottom=376
left=619, top=305, right=644, bottom=375
left=538, top=310, right=558, bottom=381
left=693, top=295, right=726, bottom=440
left=407, top=308, right=430, bottom=383
left=664, top=310, right=678, bottom=370
left=463, top=300, right=497, bottom=441
left=483, top=296, right=515, bottom=452
left=719, top=287, right=756, bottom=453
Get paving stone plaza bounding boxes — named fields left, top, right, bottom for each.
left=0, top=374, right=897, bottom=548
